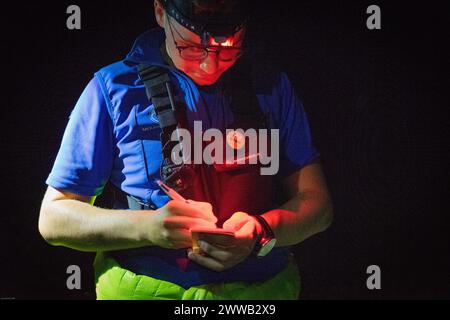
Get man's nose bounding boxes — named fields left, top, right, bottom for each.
left=199, top=52, right=219, bottom=75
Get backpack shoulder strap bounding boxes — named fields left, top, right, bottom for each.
left=138, top=64, right=185, bottom=129
left=137, top=64, right=189, bottom=183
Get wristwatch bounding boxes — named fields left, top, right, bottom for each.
left=252, top=215, right=277, bottom=258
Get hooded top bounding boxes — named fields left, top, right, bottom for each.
left=45, top=27, right=319, bottom=288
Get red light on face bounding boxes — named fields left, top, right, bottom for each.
left=210, top=38, right=234, bottom=47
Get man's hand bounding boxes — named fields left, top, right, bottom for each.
left=149, top=200, right=218, bottom=250
left=187, top=212, right=261, bottom=272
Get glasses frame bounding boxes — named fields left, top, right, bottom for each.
left=166, top=14, right=245, bottom=62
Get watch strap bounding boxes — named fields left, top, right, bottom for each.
left=253, top=215, right=274, bottom=239
left=251, top=215, right=275, bottom=257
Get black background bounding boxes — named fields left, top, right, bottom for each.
left=1, top=0, right=449, bottom=299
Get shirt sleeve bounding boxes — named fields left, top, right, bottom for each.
left=277, top=72, right=320, bottom=179
left=45, top=77, right=114, bottom=196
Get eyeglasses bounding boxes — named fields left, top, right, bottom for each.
left=166, top=15, right=245, bottom=62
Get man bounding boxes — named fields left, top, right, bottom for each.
left=39, top=0, right=333, bottom=300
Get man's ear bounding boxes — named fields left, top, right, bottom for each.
left=154, top=0, right=165, bottom=28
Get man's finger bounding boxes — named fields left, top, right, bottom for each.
left=168, top=200, right=217, bottom=223
left=223, top=212, right=249, bottom=231
left=163, top=216, right=217, bottom=229
left=187, top=249, right=227, bottom=272
left=196, top=240, right=231, bottom=262
left=234, top=220, right=255, bottom=241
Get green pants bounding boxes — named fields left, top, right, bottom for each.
left=94, top=252, right=301, bottom=300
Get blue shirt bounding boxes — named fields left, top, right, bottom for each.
left=45, top=27, right=319, bottom=287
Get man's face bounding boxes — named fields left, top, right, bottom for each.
left=162, top=14, right=246, bottom=86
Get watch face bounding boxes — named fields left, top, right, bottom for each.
left=257, top=238, right=277, bottom=258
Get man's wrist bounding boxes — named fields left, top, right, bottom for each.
left=253, top=215, right=265, bottom=238
left=251, top=214, right=277, bottom=257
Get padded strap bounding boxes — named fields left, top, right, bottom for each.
left=137, top=64, right=189, bottom=186
left=138, top=64, right=183, bottom=130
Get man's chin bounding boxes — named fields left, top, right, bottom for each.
left=190, top=74, right=221, bottom=87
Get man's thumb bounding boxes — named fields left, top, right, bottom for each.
left=223, top=212, right=248, bottom=231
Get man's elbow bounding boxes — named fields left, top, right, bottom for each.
left=38, top=204, right=61, bottom=246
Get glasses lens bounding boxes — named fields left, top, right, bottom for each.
left=179, top=47, right=243, bottom=61
left=180, top=47, right=207, bottom=60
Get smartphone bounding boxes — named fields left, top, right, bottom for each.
left=190, top=227, right=236, bottom=254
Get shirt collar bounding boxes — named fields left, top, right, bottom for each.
left=125, top=27, right=168, bottom=66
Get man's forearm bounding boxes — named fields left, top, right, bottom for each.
left=39, top=199, right=155, bottom=252
left=261, top=191, right=333, bottom=247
